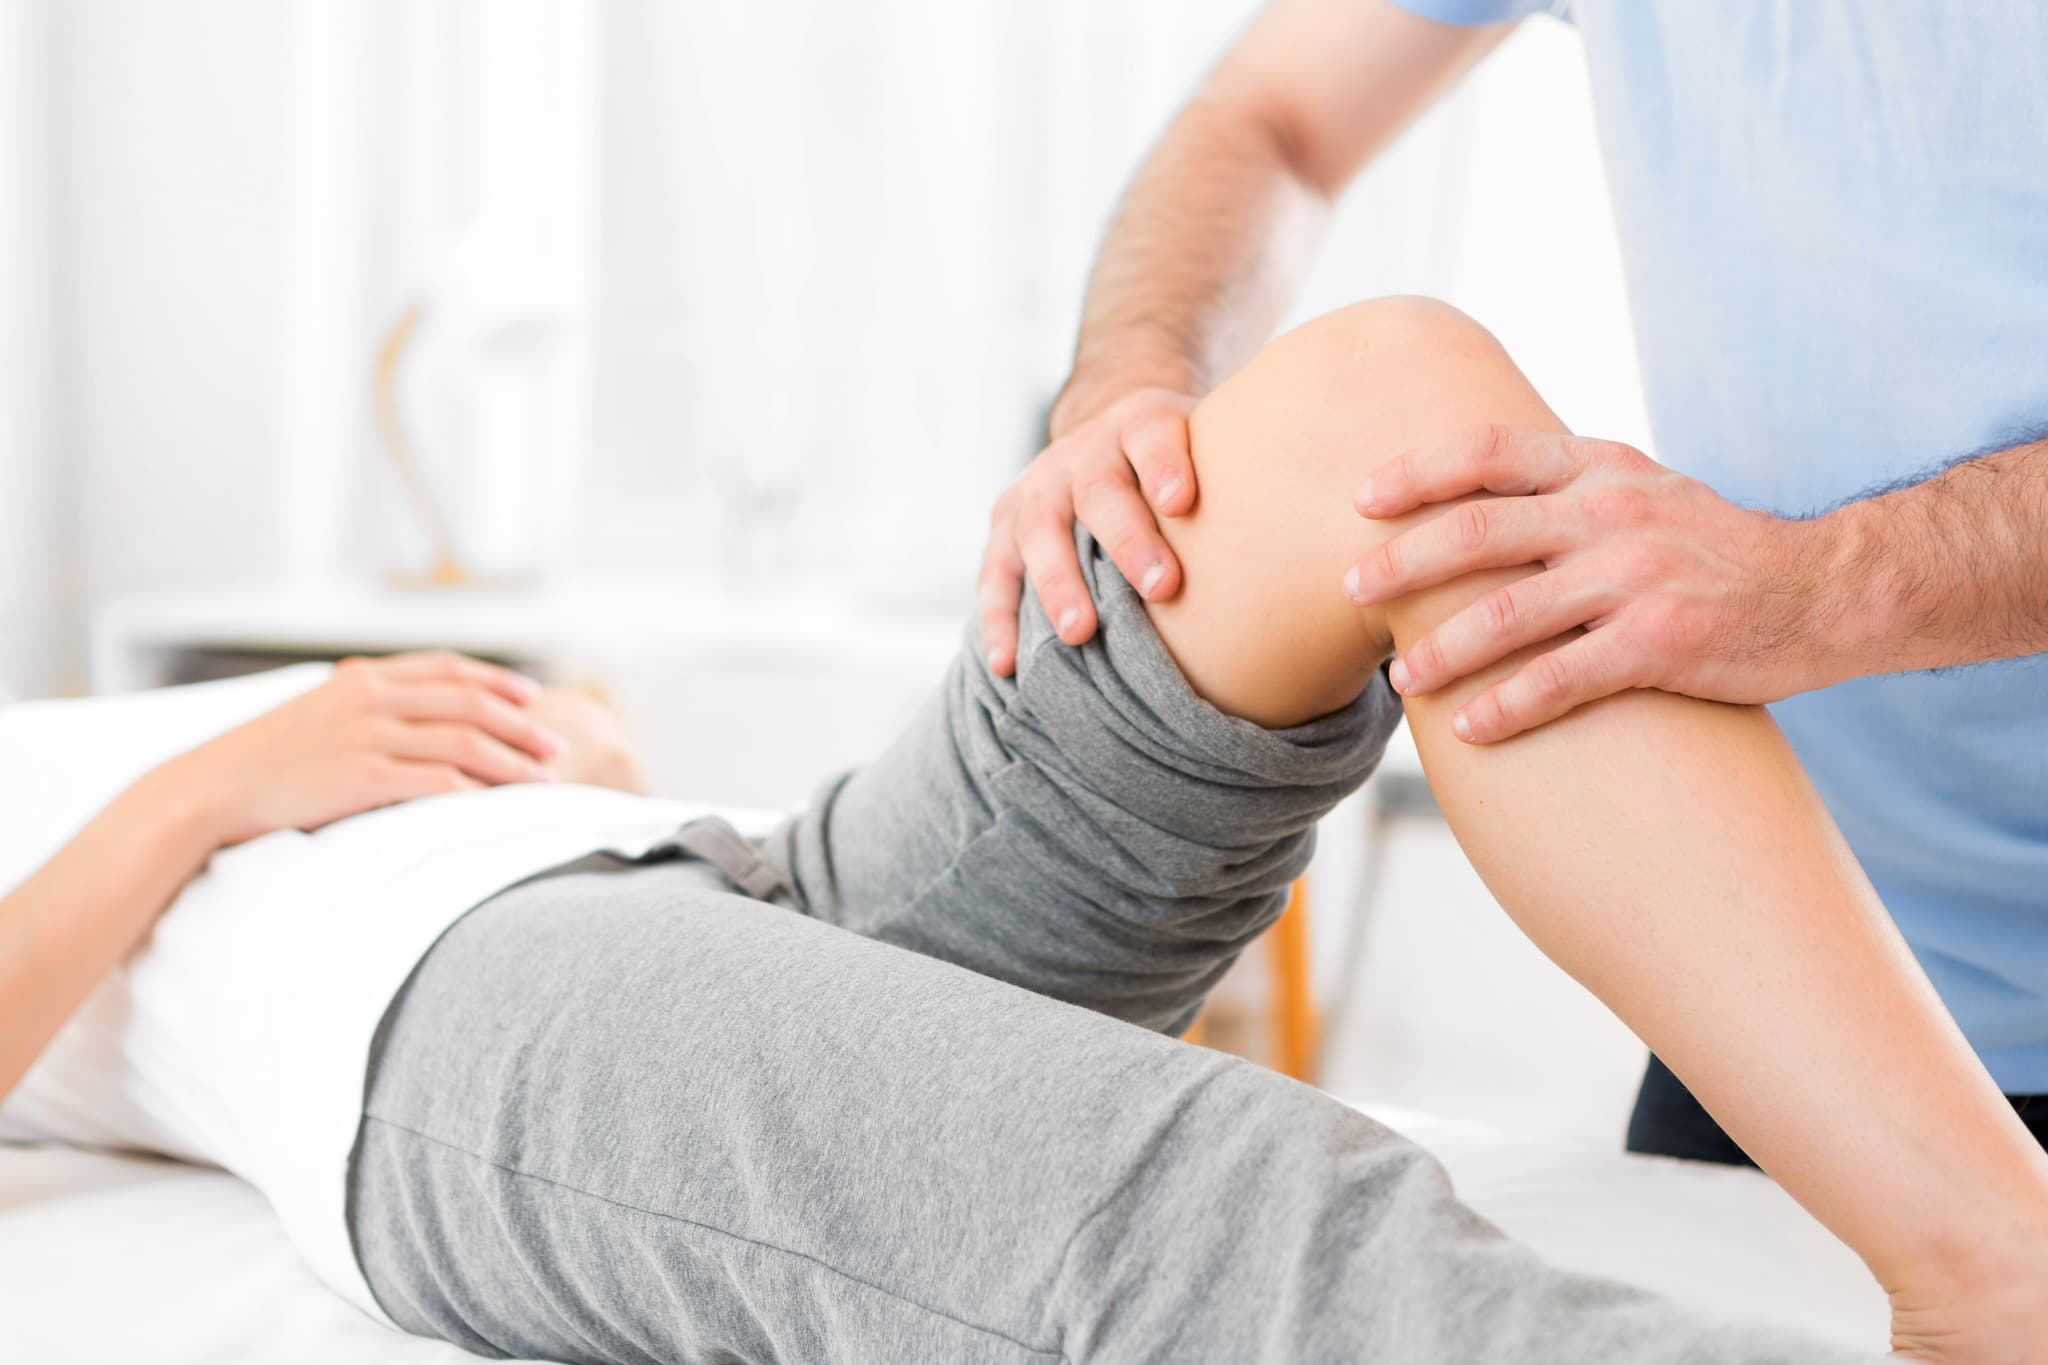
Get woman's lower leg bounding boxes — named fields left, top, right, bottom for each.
left=1147, top=296, right=2048, bottom=1356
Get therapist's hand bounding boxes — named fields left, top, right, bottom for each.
left=1347, top=425, right=1843, bottom=743
left=168, top=652, right=562, bottom=847
left=979, top=386, right=1198, bottom=675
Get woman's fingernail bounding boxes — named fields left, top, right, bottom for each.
left=1388, top=657, right=1412, bottom=694
left=534, top=727, right=565, bottom=758
left=1355, top=479, right=1375, bottom=513
left=1138, top=561, right=1167, bottom=597
left=1056, top=606, right=1085, bottom=639
left=1452, top=710, right=1475, bottom=743
left=1156, top=478, right=1186, bottom=510
left=1343, top=564, right=1364, bottom=602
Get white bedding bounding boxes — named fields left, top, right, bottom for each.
left=0, top=1102, right=1885, bottom=1364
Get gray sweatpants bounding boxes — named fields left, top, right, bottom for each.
left=346, top=537, right=1864, bottom=1364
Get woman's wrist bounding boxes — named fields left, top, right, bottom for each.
left=128, top=750, right=241, bottom=862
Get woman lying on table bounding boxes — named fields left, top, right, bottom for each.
left=3, top=298, right=2042, bottom=1364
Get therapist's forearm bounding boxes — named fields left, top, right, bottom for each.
left=1053, top=91, right=1330, bottom=434
left=0, top=765, right=223, bottom=1103
left=1822, top=435, right=2048, bottom=676
left=1057, top=0, right=1513, bottom=431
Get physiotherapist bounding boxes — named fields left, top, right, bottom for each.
left=977, top=0, right=2048, bottom=1163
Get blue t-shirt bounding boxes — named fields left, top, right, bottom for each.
left=1393, top=0, right=2048, bottom=1089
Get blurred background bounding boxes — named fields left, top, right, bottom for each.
left=0, top=1, right=1656, bottom=1143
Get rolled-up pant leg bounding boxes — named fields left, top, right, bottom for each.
left=347, top=859, right=1854, bottom=1365
left=759, top=530, right=1404, bottom=1035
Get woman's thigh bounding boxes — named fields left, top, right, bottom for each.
left=347, top=856, right=1236, bottom=1361
left=347, top=858, right=1850, bottom=1365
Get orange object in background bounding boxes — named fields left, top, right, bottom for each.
left=1268, top=879, right=1319, bottom=1081
left=1181, top=877, right=1318, bottom=1083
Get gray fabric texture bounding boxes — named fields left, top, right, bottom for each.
left=346, top=535, right=1868, bottom=1364
left=756, top=527, right=1401, bottom=1035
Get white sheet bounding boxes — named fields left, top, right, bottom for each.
left=0, top=1104, right=1886, bottom=1364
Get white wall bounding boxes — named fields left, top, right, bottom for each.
left=43, top=7, right=1642, bottom=621
left=0, top=0, right=296, bottom=698
left=574, top=8, right=1640, bottom=617
left=0, top=0, right=63, bottom=698
left=57, top=0, right=294, bottom=606
left=580, top=0, right=1275, bottom=601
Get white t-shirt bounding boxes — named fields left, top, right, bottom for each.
left=0, top=666, right=778, bottom=1322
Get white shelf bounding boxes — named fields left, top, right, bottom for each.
left=89, top=580, right=968, bottom=809
left=90, top=579, right=965, bottom=691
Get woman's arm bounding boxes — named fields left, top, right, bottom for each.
left=0, top=652, right=565, bottom=1104
left=0, top=765, right=224, bottom=1103
left=1149, top=297, right=2048, bottom=1359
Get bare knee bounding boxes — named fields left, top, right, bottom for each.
left=1147, top=297, right=1562, bottom=728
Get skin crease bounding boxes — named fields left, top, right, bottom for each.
left=1147, top=297, right=2048, bottom=1364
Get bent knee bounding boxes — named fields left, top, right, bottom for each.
left=1206, top=296, right=1550, bottom=470
left=1276, top=294, right=1506, bottom=381
left=1147, top=297, right=1562, bottom=728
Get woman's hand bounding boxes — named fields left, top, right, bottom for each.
left=0, top=651, right=564, bottom=1105
left=164, top=652, right=565, bottom=848
left=528, top=686, right=648, bottom=794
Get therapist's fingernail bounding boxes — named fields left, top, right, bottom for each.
left=1056, top=606, right=1085, bottom=639
left=1355, top=479, right=1375, bottom=513
left=533, top=727, right=566, bottom=758
left=1452, top=710, right=1475, bottom=743
left=1388, top=658, right=1412, bottom=694
left=1343, top=564, right=1365, bottom=602
left=1155, top=478, right=1186, bottom=510
left=1138, top=561, right=1167, bottom=597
